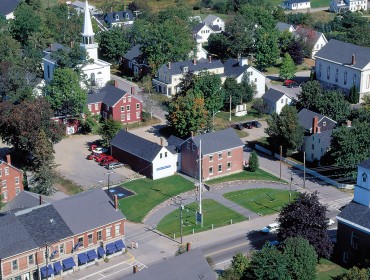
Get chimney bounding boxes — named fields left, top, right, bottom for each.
left=193, top=58, right=196, bottom=65
left=39, top=195, right=42, bottom=205
left=133, top=265, right=138, bottom=274
left=312, top=116, right=318, bottom=134
left=191, top=131, right=194, bottom=138
left=208, top=55, right=212, bottom=63
left=131, top=87, right=135, bottom=95
left=114, top=80, right=118, bottom=88
left=160, top=137, right=164, bottom=146
left=6, top=154, right=11, bottom=165
left=352, top=54, right=356, bottom=65
left=110, top=6, right=113, bottom=12
left=168, top=62, right=171, bottom=69
left=346, top=120, right=352, bottom=127
left=114, top=195, right=118, bottom=210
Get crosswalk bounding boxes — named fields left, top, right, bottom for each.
left=127, top=260, right=147, bottom=271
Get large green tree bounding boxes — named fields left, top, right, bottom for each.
left=98, top=27, right=130, bottom=64
left=219, top=253, right=249, bottom=280
left=279, top=53, right=296, bottom=80
left=99, top=119, right=123, bottom=146
left=255, top=29, right=279, bottom=71
left=45, top=68, right=87, bottom=116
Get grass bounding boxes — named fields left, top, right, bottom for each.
left=206, top=169, right=282, bottom=185
left=223, top=188, right=298, bottom=215
left=54, top=173, right=84, bottom=195
left=126, top=116, right=162, bottom=130
left=263, top=59, right=311, bottom=75
left=118, top=175, right=195, bottom=222
left=317, top=258, right=347, bottom=280
left=157, top=199, right=247, bottom=237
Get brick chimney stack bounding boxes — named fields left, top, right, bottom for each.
left=352, top=54, right=356, bottom=65
left=131, top=86, right=135, bottom=95
left=160, top=137, right=164, bottom=146
left=312, top=116, right=319, bottom=134
left=208, top=55, right=212, bottom=63
left=114, top=80, right=118, bottom=88
left=6, top=154, right=11, bottom=165
left=193, top=58, right=196, bottom=65
left=114, top=195, right=118, bottom=210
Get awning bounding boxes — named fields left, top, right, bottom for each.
left=97, top=247, right=105, bottom=258
left=78, top=253, right=89, bottom=265
left=106, top=243, right=117, bottom=254
left=86, top=249, right=98, bottom=261
left=62, top=257, right=76, bottom=270
left=53, top=261, right=63, bottom=274
left=40, top=265, right=54, bottom=278
left=114, top=240, right=125, bottom=251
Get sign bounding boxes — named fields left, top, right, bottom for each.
left=156, top=165, right=171, bottom=171
left=196, top=211, right=203, bottom=227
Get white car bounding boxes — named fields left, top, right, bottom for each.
left=92, top=147, right=108, bottom=154
left=261, top=222, right=280, bottom=234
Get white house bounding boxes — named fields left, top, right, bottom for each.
left=103, top=10, right=134, bottom=28
left=192, top=23, right=220, bottom=44
left=111, top=130, right=177, bottom=180
left=203, top=14, right=225, bottom=32
left=298, top=108, right=337, bottom=163
left=43, top=0, right=111, bottom=89
left=262, top=88, right=292, bottom=114
left=0, top=0, right=20, bottom=20
left=315, top=39, right=370, bottom=102
left=153, top=57, right=266, bottom=98
left=282, top=0, right=311, bottom=10
left=330, top=0, right=367, bottom=13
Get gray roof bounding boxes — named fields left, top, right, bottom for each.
left=298, top=108, right=325, bottom=130
left=315, top=39, right=370, bottom=69
left=189, top=128, right=244, bottom=156
left=223, top=58, right=248, bottom=78
left=359, top=158, right=370, bottom=169
left=293, top=26, right=323, bottom=44
left=123, top=44, right=143, bottom=61
left=1, top=191, right=51, bottom=214
left=203, top=14, right=220, bottom=25
left=284, top=0, right=309, bottom=3
left=0, top=0, right=20, bottom=16
left=338, top=201, right=370, bottom=230
left=111, top=130, right=163, bottom=162
left=43, top=43, right=66, bottom=53
left=276, top=22, right=295, bottom=32
left=52, top=188, right=125, bottom=235
left=262, top=88, right=288, bottom=103
left=167, top=135, right=184, bottom=147
left=0, top=214, right=37, bottom=259
left=104, top=10, right=134, bottom=24
left=87, top=84, right=128, bottom=106
left=123, top=248, right=217, bottom=280
left=192, top=22, right=207, bottom=33
left=161, top=58, right=223, bottom=76
left=16, top=204, right=73, bottom=246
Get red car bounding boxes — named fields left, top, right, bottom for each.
left=89, top=144, right=98, bottom=151
left=87, top=154, right=99, bottom=160
left=100, top=159, right=118, bottom=166
left=95, top=154, right=112, bottom=162
left=284, top=80, right=299, bottom=88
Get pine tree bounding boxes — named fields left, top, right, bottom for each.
left=279, top=53, right=297, bottom=81
left=249, top=151, right=259, bottom=172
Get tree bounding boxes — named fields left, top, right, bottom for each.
left=249, top=151, right=259, bottom=172
left=32, top=130, right=55, bottom=171
left=338, top=267, right=369, bottom=280
left=348, top=85, right=359, bottom=104
left=30, top=165, right=55, bottom=195
left=282, top=237, right=318, bottom=280
left=51, top=45, right=88, bottom=72
left=240, top=73, right=256, bottom=103
left=98, top=27, right=130, bottom=64
left=140, top=75, right=157, bottom=119
left=255, top=29, right=279, bottom=71
left=166, top=90, right=209, bottom=138
left=223, top=77, right=244, bottom=110
left=252, top=98, right=267, bottom=117
left=99, top=119, right=122, bottom=146
left=297, top=81, right=324, bottom=110
left=207, top=33, right=230, bottom=59
left=287, top=40, right=304, bottom=65
left=226, top=14, right=255, bottom=57
left=220, top=253, right=249, bottom=280
left=265, top=106, right=304, bottom=156
left=278, top=31, right=293, bottom=54
left=278, top=191, right=333, bottom=258
left=279, top=53, right=297, bottom=81
left=45, top=68, right=87, bottom=116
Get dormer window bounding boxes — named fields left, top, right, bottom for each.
left=115, top=14, right=119, bottom=21
left=182, top=66, right=188, bottom=73
left=363, top=173, right=367, bottom=183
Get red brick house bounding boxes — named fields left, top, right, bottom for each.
left=0, top=155, right=23, bottom=204
left=0, top=189, right=126, bottom=280
left=87, top=83, right=142, bottom=123
left=180, top=128, right=244, bottom=181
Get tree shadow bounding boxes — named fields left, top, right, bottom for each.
left=246, top=230, right=278, bottom=251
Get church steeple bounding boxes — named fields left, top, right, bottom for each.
left=82, top=0, right=95, bottom=45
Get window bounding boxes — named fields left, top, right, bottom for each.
left=136, top=112, right=140, bottom=119
left=160, top=153, right=162, bottom=159
left=255, top=78, right=257, bottom=82
left=47, top=65, right=50, bottom=79
left=90, top=73, right=96, bottom=86
left=88, top=233, right=93, bottom=244
left=323, top=121, right=326, bottom=127
left=3, top=191, right=7, bottom=200
left=321, top=148, right=324, bottom=154
left=115, top=224, right=120, bottom=235
left=127, top=114, right=131, bottom=121
left=187, top=141, right=191, bottom=149
left=165, top=152, right=167, bottom=157
left=327, top=66, right=330, bottom=79
left=28, top=254, right=34, bottom=265
left=209, top=155, right=213, bottom=162
left=121, top=106, right=125, bottom=112
left=218, top=164, right=222, bottom=172
left=227, top=151, right=231, bottom=157
left=209, top=167, right=213, bottom=175
left=312, top=144, right=314, bottom=150
left=2, top=180, right=7, bottom=188
left=106, top=227, right=111, bottom=238
left=136, top=103, right=140, bottom=109
left=95, top=104, right=98, bottom=110
left=343, top=252, right=349, bottom=263
left=318, top=139, right=321, bottom=143
left=5, top=167, right=9, bottom=175
left=227, top=162, right=231, bottom=170
left=126, top=105, right=130, bottom=112
left=344, top=71, right=347, bottom=85
left=121, top=114, right=125, bottom=121
left=128, top=96, right=131, bottom=102
left=335, top=69, right=338, bottom=82
left=88, top=104, right=92, bottom=111
left=15, top=187, right=20, bottom=195
left=218, top=153, right=222, bottom=159
left=12, top=260, right=18, bottom=270
left=281, top=99, right=284, bottom=104
left=78, top=237, right=84, bottom=247
left=362, top=173, right=367, bottom=183
left=97, top=231, right=102, bottom=241
left=318, top=64, right=322, bottom=77
left=59, top=244, right=65, bottom=254
left=123, top=97, right=126, bottom=103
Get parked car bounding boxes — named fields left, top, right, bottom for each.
left=92, top=147, right=108, bottom=154
left=261, top=222, right=280, bottom=234
left=95, top=154, right=112, bottom=162
left=107, top=162, right=125, bottom=170
left=252, top=121, right=262, bottom=128
left=232, top=123, right=244, bottom=130
left=100, top=159, right=118, bottom=166
left=87, top=154, right=100, bottom=160
left=89, top=144, right=98, bottom=151
left=244, top=122, right=254, bottom=129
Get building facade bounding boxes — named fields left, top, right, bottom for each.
left=282, top=0, right=311, bottom=10
left=262, top=88, right=292, bottom=115
left=330, top=0, right=367, bottom=13
left=0, top=155, right=24, bottom=204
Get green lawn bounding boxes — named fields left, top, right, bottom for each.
left=317, top=258, right=348, bottom=280
left=157, top=199, right=247, bottom=237
left=206, top=169, right=282, bottom=185
left=265, top=0, right=328, bottom=8
left=224, top=188, right=298, bottom=215
left=118, top=175, right=195, bottom=222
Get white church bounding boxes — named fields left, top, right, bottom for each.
left=42, top=1, right=110, bottom=88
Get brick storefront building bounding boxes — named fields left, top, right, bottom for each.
left=0, top=155, right=24, bottom=204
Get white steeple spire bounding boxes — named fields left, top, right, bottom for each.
left=82, top=0, right=94, bottom=38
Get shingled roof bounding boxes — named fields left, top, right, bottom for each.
left=337, top=201, right=370, bottom=231
left=298, top=108, right=325, bottom=130
left=262, top=88, right=288, bottom=103
left=189, top=128, right=243, bottom=156
left=359, top=158, right=370, bottom=170
left=315, top=39, right=370, bottom=69
left=0, top=0, right=20, bottom=17
left=86, top=84, right=129, bottom=106
left=159, top=58, right=223, bottom=76
left=111, top=130, right=164, bottom=162
left=223, top=58, right=248, bottom=78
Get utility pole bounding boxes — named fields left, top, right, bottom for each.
left=303, top=151, right=306, bottom=188
left=279, top=145, right=282, bottom=180
left=173, top=196, right=184, bottom=244
left=229, top=95, right=232, bottom=121
left=104, top=171, right=114, bottom=197
left=199, top=140, right=202, bottom=215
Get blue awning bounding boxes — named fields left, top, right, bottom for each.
left=40, top=265, right=54, bottom=278
left=86, top=249, right=98, bottom=261
left=106, top=243, right=117, bottom=254
left=78, top=253, right=89, bottom=265
left=53, top=261, right=62, bottom=274
left=62, top=257, right=76, bottom=270
left=97, top=247, right=105, bottom=258
left=115, top=240, right=125, bottom=251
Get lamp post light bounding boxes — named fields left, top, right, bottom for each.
left=104, top=171, right=114, bottom=197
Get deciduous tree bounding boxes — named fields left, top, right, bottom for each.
left=279, top=53, right=297, bottom=81
left=255, top=29, right=279, bottom=71
left=338, top=266, right=369, bottom=280
left=249, top=151, right=259, bottom=172
left=98, top=27, right=130, bottom=65
left=287, top=40, right=304, bottom=65
left=99, top=119, right=122, bottom=146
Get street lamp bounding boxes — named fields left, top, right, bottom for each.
left=104, top=171, right=114, bottom=197
left=212, top=110, right=220, bottom=130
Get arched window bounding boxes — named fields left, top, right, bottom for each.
left=90, top=73, right=96, bottom=86
left=363, top=173, right=368, bottom=183
left=344, top=71, right=347, bottom=85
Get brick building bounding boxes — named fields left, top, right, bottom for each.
left=0, top=155, right=24, bottom=204
left=87, top=83, right=142, bottom=124
left=336, top=158, right=370, bottom=266
left=180, top=128, right=244, bottom=181
left=0, top=188, right=125, bottom=280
